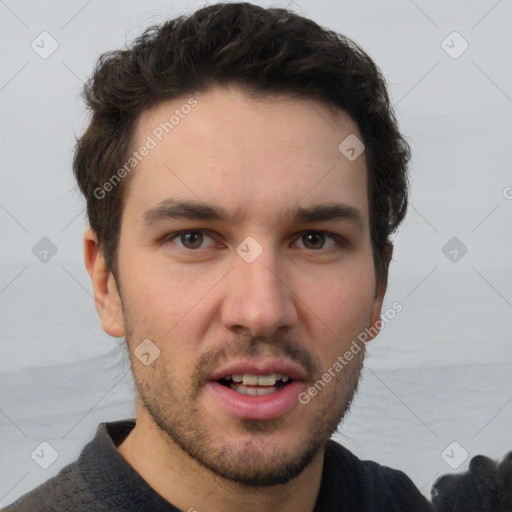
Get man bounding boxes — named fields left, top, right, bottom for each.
left=4, top=2, right=435, bottom=511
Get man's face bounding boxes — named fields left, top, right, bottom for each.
left=108, top=86, right=386, bottom=486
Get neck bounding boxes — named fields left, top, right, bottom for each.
left=116, top=413, right=325, bottom=512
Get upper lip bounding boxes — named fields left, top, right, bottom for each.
left=208, top=357, right=308, bottom=381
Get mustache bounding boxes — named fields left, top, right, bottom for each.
left=192, top=332, right=322, bottom=389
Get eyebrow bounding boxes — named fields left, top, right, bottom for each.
left=140, top=198, right=365, bottom=230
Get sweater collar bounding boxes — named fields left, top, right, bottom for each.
left=79, top=418, right=343, bottom=511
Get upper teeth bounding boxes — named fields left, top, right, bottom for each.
left=227, top=374, right=290, bottom=385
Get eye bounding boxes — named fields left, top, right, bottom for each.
left=167, top=230, right=216, bottom=250
left=295, top=231, right=341, bottom=250
left=164, top=229, right=345, bottom=252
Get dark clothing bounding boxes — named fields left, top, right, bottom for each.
left=431, top=451, right=512, bottom=512
left=4, top=418, right=434, bottom=511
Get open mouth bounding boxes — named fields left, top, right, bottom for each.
left=207, top=362, right=307, bottom=420
left=217, top=373, right=293, bottom=396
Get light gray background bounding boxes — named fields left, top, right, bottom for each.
left=1, top=0, right=511, bottom=506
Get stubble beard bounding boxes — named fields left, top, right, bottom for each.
left=129, top=336, right=365, bottom=488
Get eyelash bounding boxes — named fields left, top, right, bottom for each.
left=164, top=230, right=346, bottom=251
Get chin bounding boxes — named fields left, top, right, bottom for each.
left=194, top=433, right=325, bottom=487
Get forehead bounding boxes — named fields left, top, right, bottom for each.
left=124, top=86, right=368, bottom=229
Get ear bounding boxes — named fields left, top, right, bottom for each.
left=83, top=228, right=126, bottom=338
left=366, top=244, right=393, bottom=343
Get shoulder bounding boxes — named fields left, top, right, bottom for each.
left=323, top=440, right=434, bottom=511
left=431, top=451, right=512, bottom=512
left=2, top=460, right=93, bottom=512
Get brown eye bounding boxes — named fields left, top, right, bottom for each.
left=297, top=231, right=337, bottom=250
left=180, top=232, right=203, bottom=249
left=169, top=231, right=216, bottom=250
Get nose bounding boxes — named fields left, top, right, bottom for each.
left=221, top=240, right=299, bottom=338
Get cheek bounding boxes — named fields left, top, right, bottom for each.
left=304, top=258, right=376, bottom=354
left=119, top=256, right=224, bottom=346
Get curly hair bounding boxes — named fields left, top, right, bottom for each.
left=73, top=1, right=410, bottom=286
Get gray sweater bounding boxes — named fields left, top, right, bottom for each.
left=3, top=419, right=434, bottom=511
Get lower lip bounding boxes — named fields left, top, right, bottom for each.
left=206, top=381, right=306, bottom=420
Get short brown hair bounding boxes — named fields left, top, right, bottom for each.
left=73, top=1, right=410, bottom=286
